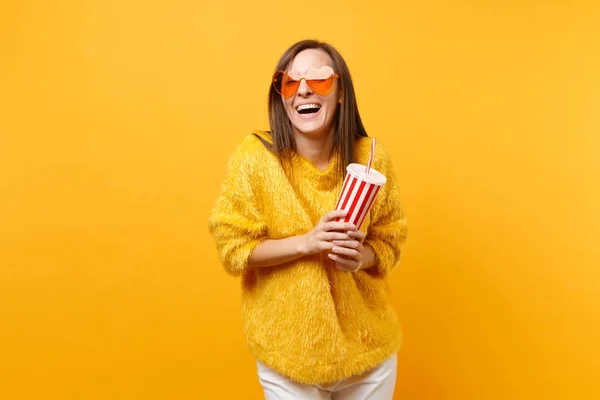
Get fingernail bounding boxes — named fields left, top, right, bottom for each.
left=328, top=254, right=335, bottom=259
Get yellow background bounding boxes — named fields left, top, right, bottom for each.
left=1, top=0, right=599, bottom=399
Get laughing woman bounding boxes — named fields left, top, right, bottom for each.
left=209, top=40, right=407, bottom=400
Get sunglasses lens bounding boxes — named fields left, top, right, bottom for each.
left=307, top=76, right=335, bottom=95
left=273, top=72, right=300, bottom=98
left=281, top=75, right=299, bottom=98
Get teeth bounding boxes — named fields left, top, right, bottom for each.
left=296, top=104, right=321, bottom=111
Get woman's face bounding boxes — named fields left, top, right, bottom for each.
left=283, top=49, right=340, bottom=139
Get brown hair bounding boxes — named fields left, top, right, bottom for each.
left=267, top=40, right=368, bottom=180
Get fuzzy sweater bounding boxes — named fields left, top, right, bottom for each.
left=209, top=131, right=407, bottom=384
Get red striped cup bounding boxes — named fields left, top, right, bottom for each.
left=335, top=163, right=387, bottom=229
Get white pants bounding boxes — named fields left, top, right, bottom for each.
left=256, top=354, right=397, bottom=400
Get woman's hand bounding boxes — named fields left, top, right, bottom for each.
left=328, top=230, right=366, bottom=272
left=301, top=210, right=356, bottom=256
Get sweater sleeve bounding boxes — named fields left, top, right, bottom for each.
left=209, top=136, right=269, bottom=277
left=363, top=144, right=408, bottom=278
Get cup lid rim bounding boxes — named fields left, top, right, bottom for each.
left=346, top=163, right=387, bottom=185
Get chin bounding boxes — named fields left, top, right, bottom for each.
left=297, top=124, right=323, bottom=134
left=293, top=120, right=331, bottom=136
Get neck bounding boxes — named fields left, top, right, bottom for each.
left=293, top=129, right=334, bottom=170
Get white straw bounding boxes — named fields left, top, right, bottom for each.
left=365, top=138, right=375, bottom=174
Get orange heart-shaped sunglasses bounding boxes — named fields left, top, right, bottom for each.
left=272, top=66, right=340, bottom=99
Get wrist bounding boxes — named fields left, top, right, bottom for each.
left=296, top=234, right=310, bottom=256
left=360, top=244, right=376, bottom=269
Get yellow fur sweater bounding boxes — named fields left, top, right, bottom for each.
left=209, top=131, right=407, bottom=384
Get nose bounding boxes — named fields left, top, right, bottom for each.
left=296, top=78, right=313, bottom=97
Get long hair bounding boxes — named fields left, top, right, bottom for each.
left=267, top=40, right=368, bottom=180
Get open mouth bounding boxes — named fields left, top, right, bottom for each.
left=295, top=103, right=322, bottom=116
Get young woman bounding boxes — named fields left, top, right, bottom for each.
left=209, top=40, right=407, bottom=399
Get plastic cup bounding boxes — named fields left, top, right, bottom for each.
left=334, top=163, right=387, bottom=229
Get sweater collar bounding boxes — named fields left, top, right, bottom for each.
left=254, top=131, right=343, bottom=189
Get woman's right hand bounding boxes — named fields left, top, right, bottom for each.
left=301, top=210, right=357, bottom=256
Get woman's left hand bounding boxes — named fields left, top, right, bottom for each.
left=328, top=230, right=366, bottom=272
